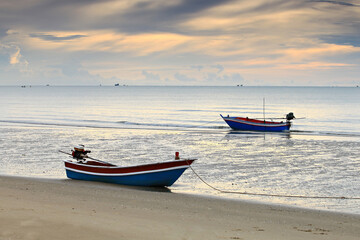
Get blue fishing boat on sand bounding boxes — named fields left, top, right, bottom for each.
left=220, top=112, right=295, bottom=132
left=63, top=150, right=196, bottom=187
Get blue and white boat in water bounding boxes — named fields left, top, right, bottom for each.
left=220, top=112, right=295, bottom=132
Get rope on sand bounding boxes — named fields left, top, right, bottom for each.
left=185, top=161, right=360, bottom=200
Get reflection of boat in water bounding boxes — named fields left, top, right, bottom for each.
left=62, top=150, right=196, bottom=187
left=220, top=112, right=295, bottom=132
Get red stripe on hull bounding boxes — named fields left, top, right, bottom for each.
left=234, top=117, right=286, bottom=125
left=64, top=159, right=195, bottom=174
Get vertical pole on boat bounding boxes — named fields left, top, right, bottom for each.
left=263, top=97, right=266, bottom=132
left=263, top=98, right=265, bottom=121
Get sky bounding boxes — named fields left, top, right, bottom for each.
left=0, top=0, right=360, bottom=86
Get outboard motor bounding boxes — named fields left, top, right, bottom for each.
left=72, top=145, right=91, bottom=160
left=286, top=112, right=295, bottom=121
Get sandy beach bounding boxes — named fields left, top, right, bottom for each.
left=1, top=175, right=359, bottom=240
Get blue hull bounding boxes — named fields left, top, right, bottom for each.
left=225, top=120, right=289, bottom=131
left=66, top=168, right=187, bottom=187
left=221, top=115, right=291, bottom=132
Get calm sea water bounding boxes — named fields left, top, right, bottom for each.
left=0, top=86, right=359, bottom=214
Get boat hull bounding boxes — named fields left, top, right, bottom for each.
left=221, top=115, right=290, bottom=132
left=64, top=159, right=195, bottom=187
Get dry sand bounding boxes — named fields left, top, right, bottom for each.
left=1, top=175, right=360, bottom=240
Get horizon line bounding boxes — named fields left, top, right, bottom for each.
left=0, top=85, right=359, bottom=88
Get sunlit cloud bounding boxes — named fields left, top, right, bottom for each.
left=279, top=44, right=359, bottom=61
left=235, top=43, right=360, bottom=69
left=280, top=62, right=354, bottom=70
left=27, top=30, right=192, bottom=56
left=0, top=43, right=29, bottom=73
left=29, top=33, right=87, bottom=41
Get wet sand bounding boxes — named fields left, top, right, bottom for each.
left=1, top=175, right=359, bottom=240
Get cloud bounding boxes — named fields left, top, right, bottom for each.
left=320, top=35, right=360, bottom=47
left=0, top=0, right=360, bottom=86
left=211, top=64, right=224, bottom=73
left=279, top=44, right=359, bottom=61
left=24, top=30, right=193, bottom=57
left=311, top=0, right=359, bottom=7
left=93, top=0, right=234, bottom=33
left=9, top=46, right=21, bottom=64
left=29, top=33, right=87, bottom=41
left=0, top=27, right=9, bottom=39
left=142, top=70, right=161, bottom=81
left=205, top=72, right=243, bottom=84
left=39, top=60, right=106, bottom=85
left=0, top=43, right=29, bottom=72
left=234, top=42, right=360, bottom=71
left=190, top=65, right=204, bottom=71
left=174, top=73, right=196, bottom=82
left=0, top=0, right=233, bottom=34
left=279, top=61, right=354, bottom=70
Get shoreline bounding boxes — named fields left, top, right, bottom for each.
left=3, top=173, right=358, bottom=216
left=1, top=175, right=360, bottom=240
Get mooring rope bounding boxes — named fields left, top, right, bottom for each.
left=176, top=118, right=221, bottom=129
left=185, top=160, right=360, bottom=200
